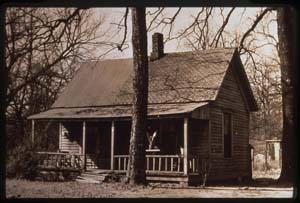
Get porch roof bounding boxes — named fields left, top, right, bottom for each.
left=28, top=102, right=208, bottom=120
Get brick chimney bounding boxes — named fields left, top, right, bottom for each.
left=150, top=33, right=164, bottom=61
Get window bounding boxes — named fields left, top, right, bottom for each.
left=223, top=113, right=232, bottom=158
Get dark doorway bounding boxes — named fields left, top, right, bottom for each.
left=86, top=122, right=111, bottom=169
left=160, top=118, right=183, bottom=155
left=115, top=120, right=131, bottom=155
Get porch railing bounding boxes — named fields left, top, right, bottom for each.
left=188, top=155, right=211, bottom=174
left=114, top=155, right=129, bottom=171
left=37, top=152, right=206, bottom=174
left=188, top=156, right=200, bottom=173
left=146, top=155, right=184, bottom=173
left=114, top=155, right=184, bottom=173
left=114, top=155, right=206, bottom=174
left=37, top=152, right=84, bottom=170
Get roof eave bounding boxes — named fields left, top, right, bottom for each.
left=233, top=49, right=259, bottom=112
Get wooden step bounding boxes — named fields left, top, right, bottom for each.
left=75, top=169, right=114, bottom=183
left=75, top=178, right=101, bottom=184
left=146, top=175, right=188, bottom=182
left=79, top=174, right=106, bottom=181
left=77, top=174, right=107, bottom=181
left=75, top=175, right=105, bottom=183
left=85, top=169, right=112, bottom=174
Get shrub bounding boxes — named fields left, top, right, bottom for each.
left=6, top=139, right=39, bottom=180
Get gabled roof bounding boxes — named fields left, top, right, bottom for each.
left=29, top=48, right=258, bottom=120
left=53, top=48, right=236, bottom=107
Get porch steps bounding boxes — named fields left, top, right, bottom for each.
left=75, top=169, right=112, bottom=184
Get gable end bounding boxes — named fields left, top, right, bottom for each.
left=232, top=51, right=258, bottom=112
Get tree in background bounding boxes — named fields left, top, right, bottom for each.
left=5, top=8, right=107, bottom=151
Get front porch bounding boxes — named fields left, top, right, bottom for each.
left=32, top=115, right=209, bottom=183
left=36, top=152, right=202, bottom=183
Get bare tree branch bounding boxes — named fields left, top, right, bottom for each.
left=211, top=7, right=235, bottom=48
left=238, top=7, right=275, bottom=52
left=117, top=7, right=129, bottom=51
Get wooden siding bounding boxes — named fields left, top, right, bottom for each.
left=191, top=104, right=210, bottom=120
left=209, top=64, right=251, bottom=180
left=189, top=119, right=209, bottom=159
left=60, top=122, right=82, bottom=154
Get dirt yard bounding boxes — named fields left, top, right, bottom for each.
left=5, top=179, right=293, bottom=198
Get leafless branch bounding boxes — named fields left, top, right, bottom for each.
left=117, top=7, right=129, bottom=51
left=238, top=7, right=275, bottom=52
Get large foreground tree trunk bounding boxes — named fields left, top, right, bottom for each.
left=277, top=7, right=294, bottom=183
left=0, top=7, right=7, bottom=193
left=127, top=7, right=148, bottom=185
left=0, top=6, right=7, bottom=164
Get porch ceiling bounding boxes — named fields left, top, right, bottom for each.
left=28, top=102, right=208, bottom=120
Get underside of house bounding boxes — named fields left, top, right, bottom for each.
left=29, top=37, right=258, bottom=185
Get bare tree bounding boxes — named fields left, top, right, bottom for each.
left=146, top=7, right=236, bottom=50
left=127, top=7, right=148, bottom=185
left=277, top=7, right=294, bottom=183
left=5, top=7, right=107, bottom=150
left=249, top=62, right=282, bottom=142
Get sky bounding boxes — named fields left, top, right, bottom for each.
left=90, top=7, right=278, bottom=61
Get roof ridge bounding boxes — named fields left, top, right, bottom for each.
left=82, top=47, right=237, bottom=63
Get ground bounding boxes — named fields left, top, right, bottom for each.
left=5, top=178, right=293, bottom=198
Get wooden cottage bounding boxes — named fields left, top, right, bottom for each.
left=29, top=33, right=258, bottom=184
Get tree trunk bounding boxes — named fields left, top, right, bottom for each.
left=0, top=7, right=7, bottom=161
left=127, top=7, right=148, bottom=185
left=277, top=7, right=294, bottom=183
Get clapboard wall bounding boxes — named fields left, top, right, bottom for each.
left=208, top=62, right=251, bottom=181
left=59, top=122, right=82, bottom=154
left=189, top=119, right=209, bottom=159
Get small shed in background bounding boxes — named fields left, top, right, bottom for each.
left=265, top=139, right=282, bottom=170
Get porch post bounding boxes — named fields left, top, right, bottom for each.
left=111, top=121, right=115, bottom=170
left=58, top=122, right=62, bottom=151
left=82, top=121, right=86, bottom=170
left=31, top=119, right=35, bottom=143
left=183, top=117, right=189, bottom=175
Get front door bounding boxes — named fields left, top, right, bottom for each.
left=97, top=122, right=111, bottom=169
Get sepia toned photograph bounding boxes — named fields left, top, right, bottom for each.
left=2, top=4, right=296, bottom=199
